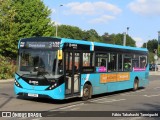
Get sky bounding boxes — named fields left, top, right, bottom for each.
left=43, top=0, right=160, bottom=47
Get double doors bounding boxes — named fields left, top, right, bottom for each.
left=64, top=51, right=81, bottom=96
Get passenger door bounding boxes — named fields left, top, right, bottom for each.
left=64, top=51, right=81, bottom=97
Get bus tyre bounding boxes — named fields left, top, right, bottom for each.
left=133, top=80, right=139, bottom=91
left=82, top=84, right=91, bottom=101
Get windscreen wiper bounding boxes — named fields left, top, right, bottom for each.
left=34, top=66, right=50, bottom=81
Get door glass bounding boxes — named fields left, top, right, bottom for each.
left=65, top=52, right=80, bottom=94
left=74, top=53, right=80, bottom=93
left=65, top=52, right=72, bottom=94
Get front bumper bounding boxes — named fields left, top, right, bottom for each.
left=14, top=84, right=65, bottom=100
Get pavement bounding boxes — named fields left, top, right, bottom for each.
left=149, top=71, right=160, bottom=75
left=0, top=79, right=14, bottom=83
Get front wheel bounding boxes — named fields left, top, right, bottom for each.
left=82, top=84, right=91, bottom=101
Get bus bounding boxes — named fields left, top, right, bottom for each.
left=14, top=37, right=149, bottom=100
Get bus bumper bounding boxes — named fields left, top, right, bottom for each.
left=14, top=84, right=65, bottom=100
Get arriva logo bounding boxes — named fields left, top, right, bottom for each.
left=29, top=80, right=38, bottom=85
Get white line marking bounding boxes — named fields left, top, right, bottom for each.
left=59, top=103, right=84, bottom=110
left=117, top=117, right=143, bottom=120
left=89, top=97, right=111, bottom=102
left=32, top=119, right=41, bottom=120
left=144, top=94, right=160, bottom=97
left=154, top=87, right=160, bottom=90
left=96, top=99, right=126, bottom=103
left=121, top=90, right=145, bottom=96
left=70, top=107, right=80, bottom=111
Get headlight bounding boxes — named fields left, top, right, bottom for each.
left=15, top=80, right=22, bottom=88
left=46, top=83, right=57, bottom=90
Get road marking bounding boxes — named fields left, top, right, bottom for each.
left=117, top=117, right=143, bottom=120
left=144, top=94, right=160, bottom=97
left=89, top=97, right=111, bottom=102
left=121, top=90, right=145, bottom=96
left=154, top=87, right=160, bottom=90
left=97, top=99, right=126, bottom=103
left=70, top=107, right=80, bottom=111
left=59, top=103, right=84, bottom=110
left=32, top=119, right=42, bottom=120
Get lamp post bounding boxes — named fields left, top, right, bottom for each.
left=123, top=27, right=129, bottom=46
left=55, top=5, right=63, bottom=37
left=146, top=42, right=147, bottom=48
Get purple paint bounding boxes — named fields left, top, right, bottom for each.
left=96, top=66, right=107, bottom=72
left=133, top=67, right=146, bottom=71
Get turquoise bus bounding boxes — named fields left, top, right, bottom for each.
left=14, top=37, right=149, bottom=100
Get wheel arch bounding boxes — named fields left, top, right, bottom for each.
left=133, top=76, right=139, bottom=90
left=84, top=81, right=92, bottom=98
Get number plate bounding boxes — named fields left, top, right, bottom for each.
left=28, top=93, right=38, bottom=97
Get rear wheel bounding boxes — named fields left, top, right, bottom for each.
left=82, top=84, right=91, bottom=101
left=133, top=79, right=139, bottom=91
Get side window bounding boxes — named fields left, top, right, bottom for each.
left=132, top=59, right=139, bottom=68
left=82, top=52, right=94, bottom=73
left=108, top=53, right=117, bottom=72
left=75, top=53, right=80, bottom=72
left=83, top=53, right=94, bottom=67
left=65, top=52, right=72, bottom=71
left=132, top=54, right=139, bottom=68
left=95, top=53, right=108, bottom=67
left=123, top=54, right=132, bottom=71
left=95, top=53, right=108, bottom=72
left=118, top=54, right=123, bottom=71
left=140, top=56, right=147, bottom=68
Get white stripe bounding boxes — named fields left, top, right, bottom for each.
left=154, top=87, right=160, bottom=90
left=70, top=107, right=80, bottom=111
left=144, top=94, right=160, bottom=97
left=89, top=97, right=110, bottom=102
left=91, top=42, right=94, bottom=51
left=85, top=74, right=90, bottom=82
left=121, top=90, right=145, bottom=96
left=59, top=103, right=84, bottom=110
left=97, top=99, right=126, bottom=103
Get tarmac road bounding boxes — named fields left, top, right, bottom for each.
left=0, top=75, right=160, bottom=120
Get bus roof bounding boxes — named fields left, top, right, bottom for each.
left=61, top=37, right=148, bottom=52
left=19, top=37, right=148, bottom=52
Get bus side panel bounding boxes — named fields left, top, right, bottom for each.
left=80, top=71, right=149, bottom=96
left=81, top=73, right=132, bottom=95
left=131, top=71, right=149, bottom=87
left=81, top=74, right=108, bottom=95
left=81, top=73, right=133, bottom=95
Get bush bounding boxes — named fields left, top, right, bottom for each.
left=0, top=55, right=16, bottom=79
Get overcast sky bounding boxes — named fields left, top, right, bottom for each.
left=44, top=0, right=160, bottom=47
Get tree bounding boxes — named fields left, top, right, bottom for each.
left=101, top=33, right=136, bottom=46
left=101, top=32, right=113, bottom=44
left=142, top=39, right=158, bottom=52
left=58, top=25, right=86, bottom=40
left=148, top=52, right=154, bottom=63
left=142, top=39, right=159, bottom=63
left=84, top=29, right=102, bottom=42
left=0, top=0, right=54, bottom=57
left=0, top=0, right=17, bottom=56
left=58, top=26, right=103, bottom=42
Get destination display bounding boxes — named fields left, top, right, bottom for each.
left=20, top=41, right=60, bottom=49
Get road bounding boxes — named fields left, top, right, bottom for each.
left=0, top=75, right=160, bottom=120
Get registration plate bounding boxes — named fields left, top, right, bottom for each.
left=28, top=93, right=38, bottom=97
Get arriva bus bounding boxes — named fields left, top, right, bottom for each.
left=14, top=37, right=149, bottom=100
